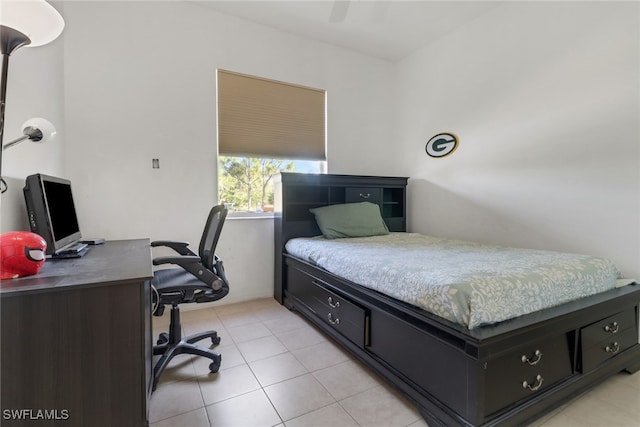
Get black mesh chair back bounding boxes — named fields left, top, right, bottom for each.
left=199, top=204, right=227, bottom=271
left=150, top=204, right=229, bottom=391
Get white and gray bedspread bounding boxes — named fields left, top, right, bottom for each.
left=285, top=233, right=629, bottom=329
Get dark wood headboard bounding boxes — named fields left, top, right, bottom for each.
left=273, top=172, right=408, bottom=302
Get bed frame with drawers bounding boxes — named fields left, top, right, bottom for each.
left=273, top=172, right=640, bottom=427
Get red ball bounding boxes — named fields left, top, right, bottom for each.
left=1, top=231, right=47, bottom=279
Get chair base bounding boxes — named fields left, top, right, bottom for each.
left=152, top=306, right=222, bottom=391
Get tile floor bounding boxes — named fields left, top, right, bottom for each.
left=149, top=298, right=640, bottom=427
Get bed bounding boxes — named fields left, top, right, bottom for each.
left=285, top=233, right=631, bottom=330
left=273, top=172, right=640, bottom=426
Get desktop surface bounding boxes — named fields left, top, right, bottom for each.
left=0, top=239, right=152, bottom=296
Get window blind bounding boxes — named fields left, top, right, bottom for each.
left=217, top=70, right=326, bottom=160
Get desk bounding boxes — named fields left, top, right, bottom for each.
left=1, top=239, right=153, bottom=427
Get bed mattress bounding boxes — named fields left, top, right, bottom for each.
left=285, top=233, right=628, bottom=329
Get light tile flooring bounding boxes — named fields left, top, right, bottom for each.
left=150, top=298, right=640, bottom=427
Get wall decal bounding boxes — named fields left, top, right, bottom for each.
left=426, top=133, right=458, bottom=158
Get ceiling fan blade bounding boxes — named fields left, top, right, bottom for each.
left=329, top=0, right=350, bottom=23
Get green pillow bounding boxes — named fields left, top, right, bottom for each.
left=310, top=202, right=389, bottom=239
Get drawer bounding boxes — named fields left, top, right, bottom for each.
left=345, top=187, right=382, bottom=205
left=484, top=333, right=573, bottom=415
left=287, top=267, right=368, bottom=347
left=580, top=309, right=636, bottom=349
left=580, top=309, right=637, bottom=372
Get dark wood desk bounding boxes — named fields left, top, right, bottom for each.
left=1, top=239, right=153, bottom=427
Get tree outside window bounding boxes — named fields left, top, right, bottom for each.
left=219, top=156, right=323, bottom=213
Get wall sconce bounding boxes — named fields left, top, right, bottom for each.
left=0, top=0, right=65, bottom=178
left=0, top=117, right=56, bottom=193
left=3, top=117, right=57, bottom=150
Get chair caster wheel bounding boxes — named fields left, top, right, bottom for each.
left=209, top=355, right=222, bottom=373
left=212, top=336, right=221, bottom=345
left=157, top=333, right=169, bottom=345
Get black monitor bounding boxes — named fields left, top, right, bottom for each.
left=23, top=174, right=83, bottom=256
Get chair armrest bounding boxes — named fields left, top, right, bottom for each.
left=151, top=240, right=196, bottom=256
left=153, top=255, right=201, bottom=266
left=153, top=256, right=225, bottom=291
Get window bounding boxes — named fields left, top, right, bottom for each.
left=217, top=70, right=326, bottom=214
left=218, top=156, right=324, bottom=213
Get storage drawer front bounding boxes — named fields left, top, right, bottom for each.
left=368, top=308, right=471, bottom=418
left=581, top=309, right=636, bottom=348
left=484, top=334, right=572, bottom=415
left=345, top=188, right=382, bottom=205
left=580, top=308, right=637, bottom=372
left=581, top=327, right=637, bottom=372
left=287, top=267, right=367, bottom=347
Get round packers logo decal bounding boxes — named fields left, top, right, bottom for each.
left=426, top=133, right=458, bottom=158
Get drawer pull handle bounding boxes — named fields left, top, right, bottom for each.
left=605, top=342, right=620, bottom=354
left=522, top=375, right=544, bottom=392
left=327, top=313, right=340, bottom=325
left=604, top=322, right=619, bottom=334
left=521, top=350, right=542, bottom=366
left=359, top=193, right=371, bottom=199
left=327, top=296, right=340, bottom=309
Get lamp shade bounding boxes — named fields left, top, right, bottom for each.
left=22, top=117, right=56, bottom=144
left=0, top=1, right=65, bottom=47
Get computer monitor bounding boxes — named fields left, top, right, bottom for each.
left=23, top=174, right=83, bottom=256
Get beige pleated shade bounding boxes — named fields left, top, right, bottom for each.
left=217, top=70, right=326, bottom=160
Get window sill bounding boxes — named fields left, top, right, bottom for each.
left=226, top=212, right=275, bottom=220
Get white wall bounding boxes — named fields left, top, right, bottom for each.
left=3, top=1, right=638, bottom=303
left=1, top=1, right=65, bottom=232
left=395, top=1, right=639, bottom=278
left=150, top=216, right=276, bottom=307
left=58, top=1, right=395, bottom=302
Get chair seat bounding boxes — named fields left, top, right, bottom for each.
left=152, top=268, right=229, bottom=307
left=152, top=268, right=212, bottom=293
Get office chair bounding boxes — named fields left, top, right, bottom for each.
left=150, top=204, right=229, bottom=391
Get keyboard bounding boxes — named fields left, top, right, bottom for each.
left=50, top=242, right=90, bottom=259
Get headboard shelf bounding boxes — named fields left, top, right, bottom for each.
left=274, top=172, right=408, bottom=302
